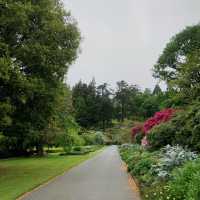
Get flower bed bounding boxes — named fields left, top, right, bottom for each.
left=119, top=144, right=199, bottom=200
left=131, top=108, right=176, bottom=146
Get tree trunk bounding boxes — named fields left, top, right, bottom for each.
left=36, top=143, right=44, bottom=156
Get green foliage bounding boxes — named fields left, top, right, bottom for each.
left=0, top=0, right=81, bottom=155
left=153, top=24, right=200, bottom=106
left=139, top=94, right=159, bottom=118
left=153, top=84, right=162, bottom=95
left=144, top=159, right=200, bottom=200
left=153, top=24, right=200, bottom=82
left=82, top=131, right=105, bottom=145
left=120, top=145, right=158, bottom=186
left=135, top=132, right=144, bottom=144
left=130, top=156, right=155, bottom=178
left=148, top=102, right=200, bottom=152
left=68, top=145, right=102, bottom=155
left=72, top=80, right=166, bottom=133
left=147, top=121, right=176, bottom=149
left=171, top=50, right=200, bottom=102
left=114, top=81, right=140, bottom=121
left=151, top=145, right=197, bottom=180
left=167, top=159, right=200, bottom=200
left=72, top=80, right=113, bottom=129
left=120, top=144, right=200, bottom=200
left=56, top=117, right=84, bottom=153
left=142, top=182, right=169, bottom=200
left=105, top=120, right=134, bottom=144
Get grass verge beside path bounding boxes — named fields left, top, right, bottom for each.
left=0, top=147, right=105, bottom=200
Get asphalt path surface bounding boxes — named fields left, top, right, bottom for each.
left=22, top=146, right=140, bottom=200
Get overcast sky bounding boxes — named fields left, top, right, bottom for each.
left=63, top=0, right=200, bottom=90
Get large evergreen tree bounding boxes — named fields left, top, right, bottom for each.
left=96, top=83, right=113, bottom=130
left=114, top=81, right=139, bottom=121
left=72, top=81, right=113, bottom=130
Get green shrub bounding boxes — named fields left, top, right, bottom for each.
left=73, top=146, right=82, bottom=151
left=120, top=144, right=142, bottom=163
left=167, top=159, right=200, bottom=200
left=130, top=157, right=155, bottom=177
left=82, top=131, right=105, bottom=145
left=147, top=101, right=200, bottom=152
left=0, top=135, right=19, bottom=158
left=143, top=159, right=200, bottom=200
left=135, top=132, right=144, bottom=145
left=147, top=121, right=175, bottom=149
left=120, top=145, right=158, bottom=186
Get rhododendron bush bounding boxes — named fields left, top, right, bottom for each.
left=143, top=108, right=176, bottom=134
left=131, top=124, right=143, bottom=137
left=131, top=108, right=176, bottom=146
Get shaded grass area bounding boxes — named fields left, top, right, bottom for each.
left=0, top=147, right=104, bottom=200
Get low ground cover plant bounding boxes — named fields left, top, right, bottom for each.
left=152, top=145, right=197, bottom=179
left=143, top=159, right=200, bottom=200
left=120, top=144, right=159, bottom=186
left=119, top=144, right=199, bottom=199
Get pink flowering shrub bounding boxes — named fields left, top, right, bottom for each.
left=131, top=108, right=176, bottom=146
left=143, top=108, right=176, bottom=134
left=131, top=124, right=143, bottom=137
left=131, top=123, right=144, bottom=144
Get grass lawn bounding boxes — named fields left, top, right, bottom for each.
left=0, top=147, right=104, bottom=200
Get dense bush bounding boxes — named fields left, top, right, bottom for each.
left=59, top=145, right=102, bottom=156
left=130, top=155, right=156, bottom=186
left=167, top=159, right=200, bottom=200
left=147, top=121, right=177, bottom=149
left=120, top=144, right=158, bottom=186
left=120, top=144, right=144, bottom=169
left=135, top=132, right=144, bottom=145
left=131, top=108, right=176, bottom=147
left=143, top=108, right=176, bottom=134
left=0, top=136, right=16, bottom=158
left=82, top=131, right=105, bottom=145
left=148, top=102, right=200, bottom=152
left=131, top=123, right=144, bottom=144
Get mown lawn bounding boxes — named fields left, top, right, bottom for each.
left=0, top=148, right=103, bottom=200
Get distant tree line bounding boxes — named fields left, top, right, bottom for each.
left=72, top=79, right=169, bottom=130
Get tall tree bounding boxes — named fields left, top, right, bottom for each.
left=171, top=50, right=200, bottom=101
left=114, top=81, right=139, bottom=121
left=96, top=83, right=113, bottom=130
left=72, top=80, right=98, bottom=128
left=0, top=0, right=81, bottom=155
left=72, top=81, right=114, bottom=130
left=153, top=84, right=162, bottom=95
left=153, top=24, right=200, bottom=83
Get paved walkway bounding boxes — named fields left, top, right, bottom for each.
left=22, top=146, right=140, bottom=200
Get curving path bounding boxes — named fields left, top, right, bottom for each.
left=21, top=146, right=140, bottom=200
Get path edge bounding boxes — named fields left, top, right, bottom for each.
left=17, top=147, right=106, bottom=200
